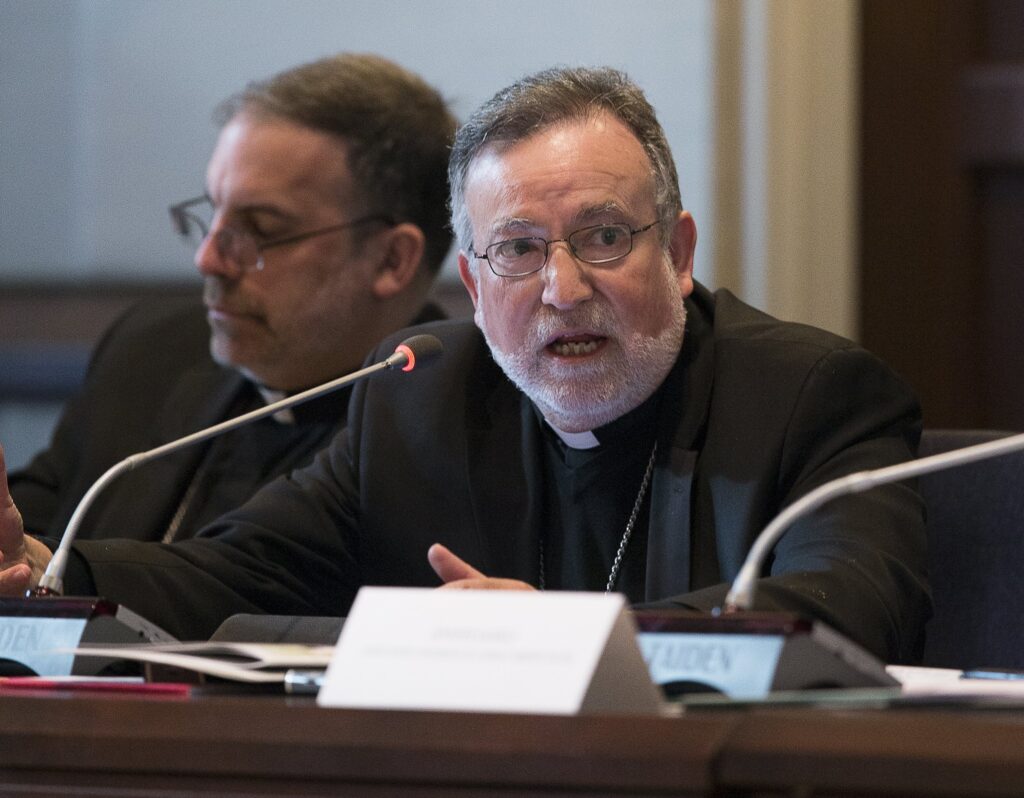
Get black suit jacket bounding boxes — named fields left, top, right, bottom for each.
left=13, top=298, right=353, bottom=545
left=69, top=285, right=930, bottom=659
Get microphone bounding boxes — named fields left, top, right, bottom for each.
left=0, top=334, right=442, bottom=675
left=724, top=430, right=1023, bottom=612
left=36, top=333, right=443, bottom=596
left=636, top=432, right=1023, bottom=700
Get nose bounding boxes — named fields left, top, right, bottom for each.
left=194, top=227, right=242, bottom=279
left=540, top=242, right=593, bottom=310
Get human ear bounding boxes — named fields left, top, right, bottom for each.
left=370, top=223, right=427, bottom=299
left=457, top=251, right=481, bottom=310
left=668, top=211, right=697, bottom=297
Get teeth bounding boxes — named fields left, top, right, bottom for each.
left=552, top=340, right=600, bottom=356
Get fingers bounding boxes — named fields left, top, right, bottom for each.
left=438, top=577, right=535, bottom=592
left=427, top=544, right=536, bottom=591
left=0, top=441, right=11, bottom=506
left=0, top=562, right=31, bottom=596
left=427, top=542, right=486, bottom=583
left=1, top=441, right=18, bottom=520
left=0, top=442, right=26, bottom=558
left=0, top=440, right=25, bottom=540
left=23, top=536, right=52, bottom=581
left=0, top=441, right=33, bottom=593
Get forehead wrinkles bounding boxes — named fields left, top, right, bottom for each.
left=465, top=164, right=652, bottom=248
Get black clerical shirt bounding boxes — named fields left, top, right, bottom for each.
left=536, top=389, right=662, bottom=603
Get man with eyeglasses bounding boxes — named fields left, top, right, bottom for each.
left=0, top=54, right=455, bottom=598
left=1, top=66, right=928, bottom=663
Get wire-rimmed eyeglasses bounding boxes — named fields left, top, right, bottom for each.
left=169, top=194, right=394, bottom=272
left=471, top=220, right=660, bottom=278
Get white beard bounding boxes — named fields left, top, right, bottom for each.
left=477, top=263, right=688, bottom=433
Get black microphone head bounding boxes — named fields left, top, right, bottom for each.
left=391, top=334, right=444, bottom=372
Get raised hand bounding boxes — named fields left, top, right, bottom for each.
left=0, top=443, right=50, bottom=595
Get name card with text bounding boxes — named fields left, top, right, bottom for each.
left=317, top=588, right=664, bottom=715
left=638, top=632, right=785, bottom=698
left=0, top=617, right=86, bottom=676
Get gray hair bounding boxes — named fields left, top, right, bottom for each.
left=448, top=66, right=682, bottom=257
left=217, top=53, right=457, bottom=274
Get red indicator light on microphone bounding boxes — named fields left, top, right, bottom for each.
left=394, top=344, right=416, bottom=372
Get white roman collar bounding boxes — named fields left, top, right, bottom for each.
left=547, top=423, right=600, bottom=450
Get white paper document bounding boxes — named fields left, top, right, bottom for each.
left=69, top=642, right=334, bottom=683
left=889, top=664, right=1024, bottom=698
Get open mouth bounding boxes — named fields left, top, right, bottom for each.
left=546, top=335, right=606, bottom=357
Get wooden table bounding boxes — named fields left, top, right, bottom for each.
left=3, top=690, right=1024, bottom=796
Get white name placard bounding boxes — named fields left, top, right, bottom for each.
left=638, top=631, right=785, bottom=698
left=317, top=587, right=663, bottom=715
left=0, top=617, right=88, bottom=676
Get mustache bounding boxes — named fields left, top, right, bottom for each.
left=527, top=302, right=616, bottom=345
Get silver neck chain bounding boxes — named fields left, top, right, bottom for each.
left=539, top=440, right=658, bottom=593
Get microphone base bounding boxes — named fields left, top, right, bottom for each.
left=633, top=610, right=897, bottom=699
left=0, top=596, right=177, bottom=677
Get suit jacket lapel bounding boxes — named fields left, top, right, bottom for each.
left=155, top=358, right=244, bottom=477
left=645, top=294, right=716, bottom=601
left=463, top=360, right=545, bottom=586
left=159, top=361, right=243, bottom=439
left=103, top=361, right=245, bottom=541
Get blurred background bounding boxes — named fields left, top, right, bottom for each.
left=1, top=0, right=1021, bottom=468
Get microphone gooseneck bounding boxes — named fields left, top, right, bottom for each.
left=32, top=334, right=444, bottom=596
left=724, top=430, right=1024, bottom=613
